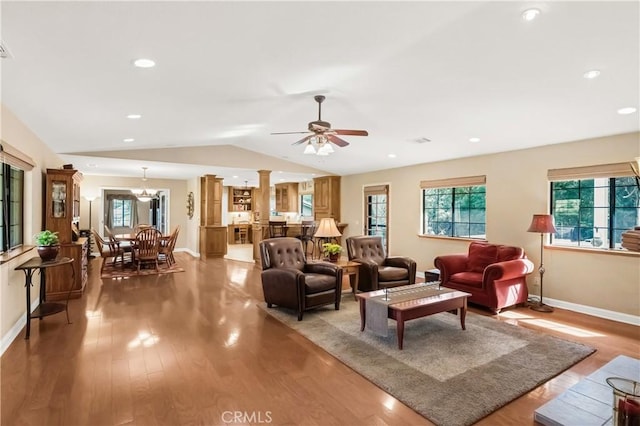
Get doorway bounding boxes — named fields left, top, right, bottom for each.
left=364, top=184, right=389, bottom=252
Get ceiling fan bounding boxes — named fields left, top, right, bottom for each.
left=271, top=95, right=368, bottom=155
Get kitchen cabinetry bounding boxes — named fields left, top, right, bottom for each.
left=275, top=183, right=298, bottom=212
left=229, top=187, right=253, bottom=212
left=44, top=168, right=87, bottom=300
left=313, top=176, right=340, bottom=221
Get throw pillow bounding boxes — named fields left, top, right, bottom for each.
left=497, top=246, right=524, bottom=262
left=468, top=242, right=498, bottom=273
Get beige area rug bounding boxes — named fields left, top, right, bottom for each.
left=100, top=261, right=184, bottom=279
left=259, top=294, right=595, bottom=426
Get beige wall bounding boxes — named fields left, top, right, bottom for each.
left=1, top=104, right=65, bottom=338
left=341, top=132, right=640, bottom=317
left=80, top=175, right=190, bottom=249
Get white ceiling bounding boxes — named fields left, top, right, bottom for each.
left=2, top=1, right=639, bottom=184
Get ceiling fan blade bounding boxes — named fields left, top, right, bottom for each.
left=327, top=134, right=350, bottom=147
left=293, top=135, right=314, bottom=145
left=271, top=131, right=311, bottom=135
left=332, top=129, right=368, bottom=136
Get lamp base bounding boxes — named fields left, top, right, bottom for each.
left=530, top=302, right=554, bottom=313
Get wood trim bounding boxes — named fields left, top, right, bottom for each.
left=417, top=234, right=488, bottom=243
left=419, top=175, right=486, bottom=189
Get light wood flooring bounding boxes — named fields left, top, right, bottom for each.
left=1, top=253, right=638, bottom=425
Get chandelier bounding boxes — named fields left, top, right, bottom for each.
left=303, top=135, right=335, bottom=156
left=131, top=167, right=157, bottom=202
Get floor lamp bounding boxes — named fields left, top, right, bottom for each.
left=527, top=214, right=557, bottom=312
left=84, top=196, right=96, bottom=258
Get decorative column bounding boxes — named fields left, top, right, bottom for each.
left=253, top=170, right=271, bottom=263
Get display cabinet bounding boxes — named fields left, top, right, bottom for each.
left=44, top=168, right=87, bottom=299
left=229, top=187, right=253, bottom=212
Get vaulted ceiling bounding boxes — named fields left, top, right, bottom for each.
left=2, top=1, right=638, bottom=186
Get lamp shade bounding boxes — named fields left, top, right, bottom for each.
left=527, top=214, right=557, bottom=234
left=314, top=218, right=341, bottom=238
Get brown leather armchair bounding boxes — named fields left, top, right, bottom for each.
left=346, top=235, right=417, bottom=291
left=260, top=237, right=343, bottom=321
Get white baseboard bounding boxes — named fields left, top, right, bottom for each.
left=543, top=297, right=640, bottom=327
left=175, top=248, right=199, bottom=258
left=418, top=272, right=639, bottom=327
left=1, top=299, right=39, bottom=355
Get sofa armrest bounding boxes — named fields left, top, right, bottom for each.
left=305, top=261, right=340, bottom=276
left=484, top=259, right=534, bottom=283
left=434, top=254, right=468, bottom=283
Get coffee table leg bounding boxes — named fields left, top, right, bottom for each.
left=359, top=299, right=366, bottom=331
left=460, top=300, right=467, bottom=331
left=397, top=314, right=405, bottom=350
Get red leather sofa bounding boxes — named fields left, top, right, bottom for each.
left=434, top=241, right=534, bottom=314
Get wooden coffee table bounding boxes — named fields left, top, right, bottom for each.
left=356, top=286, right=471, bottom=349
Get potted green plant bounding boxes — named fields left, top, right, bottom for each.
left=322, top=242, right=342, bottom=262
left=34, top=230, right=60, bottom=261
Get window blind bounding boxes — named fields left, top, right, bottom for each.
left=419, top=175, right=486, bottom=189
left=547, top=162, right=634, bottom=181
left=0, top=141, right=35, bottom=171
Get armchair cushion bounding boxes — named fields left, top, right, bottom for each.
left=468, top=242, right=498, bottom=273
left=304, top=273, right=339, bottom=294
left=378, top=266, right=409, bottom=282
left=450, top=271, right=483, bottom=288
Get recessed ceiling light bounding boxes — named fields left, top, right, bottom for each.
left=123, top=138, right=135, bottom=143
left=127, top=114, right=142, bottom=119
left=583, top=70, right=601, bottom=79
left=617, top=107, right=637, bottom=115
left=388, top=154, right=397, bottom=158
left=87, top=163, right=98, bottom=168
left=522, top=8, right=540, bottom=21
left=232, top=175, right=239, bottom=179
left=133, top=58, right=156, bottom=68
left=469, top=137, right=480, bottom=143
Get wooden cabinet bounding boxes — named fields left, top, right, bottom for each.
left=200, top=175, right=227, bottom=258
left=44, top=168, right=87, bottom=300
left=313, top=176, right=341, bottom=221
left=229, top=187, right=253, bottom=212
left=45, top=238, right=88, bottom=300
left=275, top=183, right=298, bottom=212
left=45, top=168, right=82, bottom=244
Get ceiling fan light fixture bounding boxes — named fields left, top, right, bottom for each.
left=303, top=142, right=316, bottom=155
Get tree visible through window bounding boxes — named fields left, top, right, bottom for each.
left=112, top=198, right=133, bottom=228
left=550, top=177, right=639, bottom=248
left=422, top=185, right=486, bottom=238
left=0, top=163, right=25, bottom=252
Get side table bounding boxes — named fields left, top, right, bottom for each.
left=15, top=256, right=75, bottom=339
left=424, top=268, right=440, bottom=283
left=333, top=259, right=361, bottom=300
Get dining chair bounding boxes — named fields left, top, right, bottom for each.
left=104, top=225, right=133, bottom=260
left=159, top=226, right=180, bottom=267
left=268, top=221, right=287, bottom=238
left=92, top=228, right=125, bottom=273
left=133, top=228, right=162, bottom=273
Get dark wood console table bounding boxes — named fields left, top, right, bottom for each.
left=15, top=256, right=75, bottom=339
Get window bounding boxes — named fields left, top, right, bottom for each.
left=300, top=194, right=313, bottom=217
left=550, top=177, right=639, bottom=249
left=0, top=163, right=25, bottom=252
left=420, top=175, right=486, bottom=239
left=111, top=198, right=133, bottom=228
